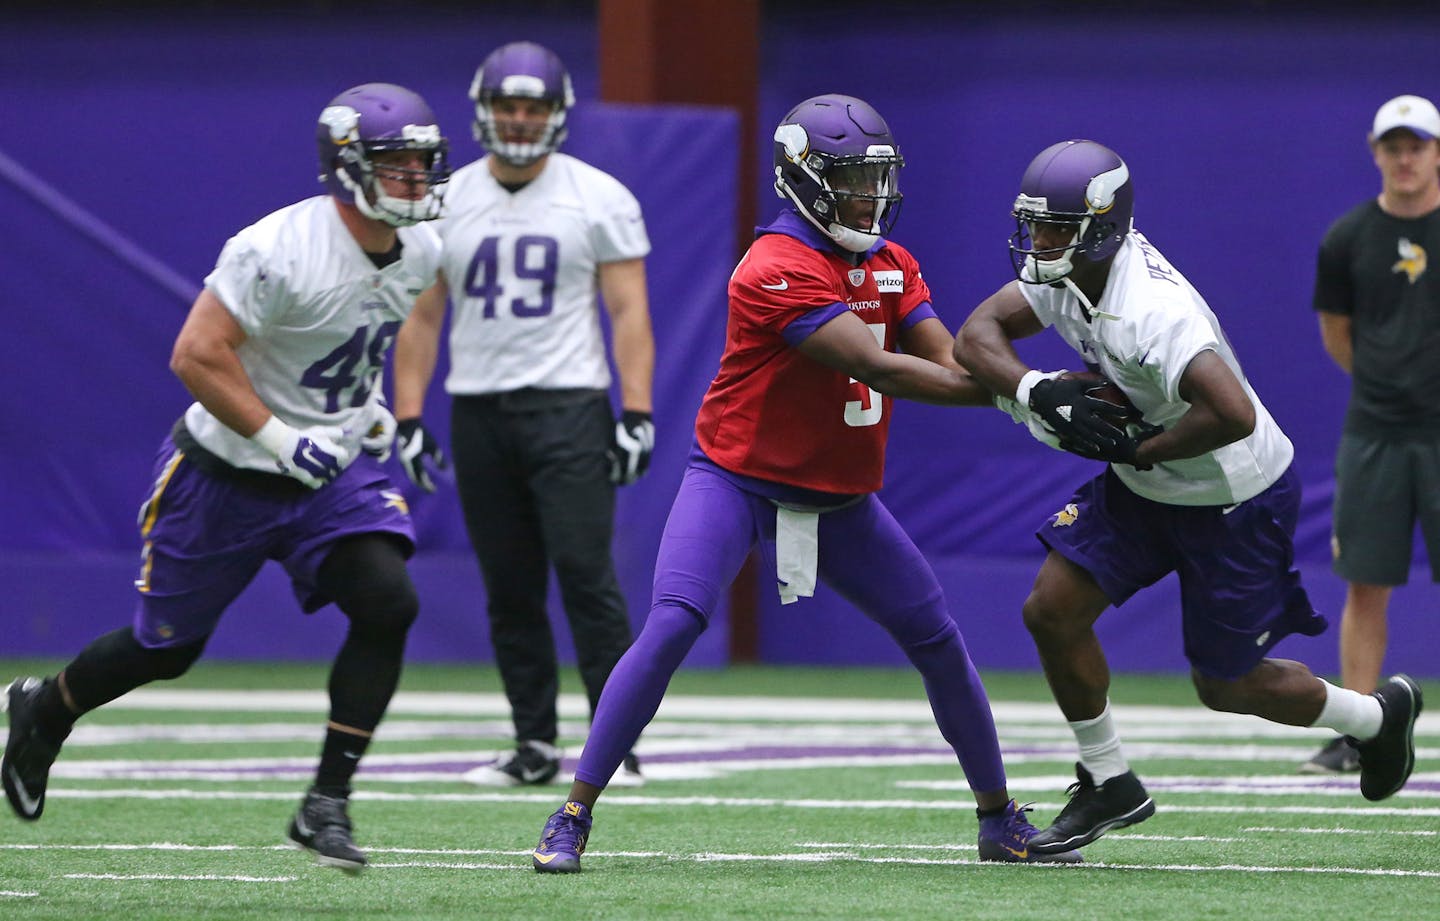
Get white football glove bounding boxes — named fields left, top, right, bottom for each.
left=250, top=416, right=355, bottom=489
left=607, top=411, right=655, bottom=485
left=360, top=400, right=397, bottom=463
left=396, top=418, right=447, bottom=493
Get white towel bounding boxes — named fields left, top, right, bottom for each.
left=775, top=504, right=820, bottom=605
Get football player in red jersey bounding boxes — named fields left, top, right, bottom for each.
left=529, top=94, right=1081, bottom=873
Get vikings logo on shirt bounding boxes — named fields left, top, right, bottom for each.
left=1392, top=238, right=1427, bottom=284
left=1052, top=503, right=1081, bottom=527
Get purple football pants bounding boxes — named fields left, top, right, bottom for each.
left=575, top=463, right=1007, bottom=794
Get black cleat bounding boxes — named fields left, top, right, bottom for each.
left=286, top=787, right=367, bottom=874
left=1299, top=736, right=1361, bottom=774
left=1351, top=674, right=1422, bottom=802
left=1029, top=763, right=1155, bottom=854
left=3, top=677, right=69, bottom=822
left=463, top=740, right=562, bottom=787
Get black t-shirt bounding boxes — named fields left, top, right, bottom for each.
left=1313, top=199, right=1440, bottom=437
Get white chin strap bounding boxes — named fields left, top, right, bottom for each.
left=826, top=222, right=881, bottom=253
left=1021, top=218, right=1090, bottom=283
left=340, top=171, right=440, bottom=227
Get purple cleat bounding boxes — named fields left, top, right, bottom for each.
left=978, top=799, right=1082, bottom=863
left=533, top=800, right=592, bottom=873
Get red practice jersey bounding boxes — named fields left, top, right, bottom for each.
left=695, top=217, right=932, bottom=494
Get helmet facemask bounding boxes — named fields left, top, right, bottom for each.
left=469, top=44, right=574, bottom=168
left=318, top=98, right=450, bottom=228
left=775, top=123, right=904, bottom=253
left=1009, top=157, right=1131, bottom=285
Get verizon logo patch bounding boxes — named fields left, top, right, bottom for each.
left=872, top=270, right=903, bottom=292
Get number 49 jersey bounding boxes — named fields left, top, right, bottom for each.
left=437, top=152, right=651, bottom=395
left=696, top=215, right=932, bottom=495
left=185, top=195, right=441, bottom=473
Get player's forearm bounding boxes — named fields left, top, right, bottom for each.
left=953, top=319, right=1031, bottom=398
left=610, top=313, right=655, bottom=413
left=170, top=341, right=271, bottom=437
left=392, top=320, right=441, bottom=419
left=860, top=352, right=992, bottom=406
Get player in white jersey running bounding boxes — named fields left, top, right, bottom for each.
left=2, top=83, right=450, bottom=874
left=393, top=42, right=654, bottom=787
left=954, top=140, right=1421, bottom=853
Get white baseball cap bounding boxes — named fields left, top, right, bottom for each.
left=1371, top=94, right=1440, bottom=141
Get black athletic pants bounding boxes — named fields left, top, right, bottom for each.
left=450, top=389, right=635, bottom=745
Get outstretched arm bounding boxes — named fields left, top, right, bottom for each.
left=796, top=310, right=991, bottom=406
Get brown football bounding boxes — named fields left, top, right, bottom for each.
left=1058, top=370, right=1140, bottom=421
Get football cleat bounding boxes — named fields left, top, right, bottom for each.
left=1352, top=674, right=1422, bottom=802
left=533, top=800, right=591, bottom=873
left=3, top=676, right=69, bottom=822
left=977, top=800, right=1083, bottom=863
left=286, top=787, right=367, bottom=874
left=1299, top=735, right=1361, bottom=774
left=1029, top=763, right=1155, bottom=854
left=463, top=740, right=562, bottom=787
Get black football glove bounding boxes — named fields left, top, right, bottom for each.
left=1030, top=376, right=1151, bottom=466
left=395, top=418, right=447, bottom=492
left=607, top=410, right=655, bottom=485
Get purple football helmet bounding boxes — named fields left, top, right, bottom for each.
left=317, top=83, right=450, bottom=227
left=469, top=41, right=575, bottom=166
left=1009, top=140, right=1133, bottom=285
left=773, top=94, right=904, bottom=253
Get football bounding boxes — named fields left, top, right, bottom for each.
left=1058, top=370, right=1141, bottom=422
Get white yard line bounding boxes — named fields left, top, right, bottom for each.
left=39, top=787, right=1440, bottom=818
left=76, top=689, right=1440, bottom=735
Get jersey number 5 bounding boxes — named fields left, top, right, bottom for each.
left=844, top=323, right=886, bottom=428
left=463, top=234, right=559, bottom=318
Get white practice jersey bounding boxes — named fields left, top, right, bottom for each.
left=186, top=195, right=441, bottom=472
left=438, top=152, right=650, bottom=394
left=1020, top=231, right=1293, bottom=506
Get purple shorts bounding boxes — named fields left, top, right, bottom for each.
left=131, top=436, right=415, bottom=648
left=1038, top=466, right=1327, bottom=679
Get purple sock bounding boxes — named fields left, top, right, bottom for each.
left=574, top=603, right=704, bottom=787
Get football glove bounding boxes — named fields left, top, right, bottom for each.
left=250, top=416, right=354, bottom=489
left=396, top=418, right=447, bottom=493
left=1028, top=376, right=1142, bottom=466
left=607, top=410, right=655, bottom=485
left=360, top=401, right=397, bottom=463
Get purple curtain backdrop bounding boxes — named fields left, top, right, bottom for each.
left=4, top=6, right=1439, bottom=676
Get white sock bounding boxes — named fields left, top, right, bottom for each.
left=1070, top=701, right=1129, bottom=785
left=1311, top=680, right=1383, bottom=740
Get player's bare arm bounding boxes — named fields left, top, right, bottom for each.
left=1316, top=311, right=1354, bottom=374
left=796, top=309, right=985, bottom=406
left=599, top=257, right=655, bottom=413
left=393, top=277, right=449, bottom=419
left=169, top=288, right=270, bottom=437
left=897, top=315, right=993, bottom=405
left=1131, top=349, right=1257, bottom=468
left=953, top=281, right=1047, bottom=396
